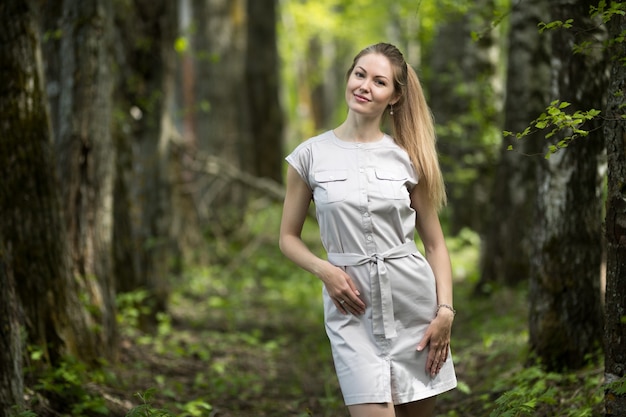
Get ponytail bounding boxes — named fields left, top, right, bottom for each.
left=391, top=64, right=447, bottom=211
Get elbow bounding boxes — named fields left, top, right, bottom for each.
left=278, top=234, right=288, bottom=255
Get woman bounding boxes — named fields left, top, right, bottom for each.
left=279, top=43, right=457, bottom=417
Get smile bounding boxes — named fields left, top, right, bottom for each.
left=354, top=94, right=371, bottom=103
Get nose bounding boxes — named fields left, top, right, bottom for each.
left=359, top=79, right=371, bottom=92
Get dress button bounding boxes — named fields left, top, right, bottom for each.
left=366, top=235, right=373, bottom=241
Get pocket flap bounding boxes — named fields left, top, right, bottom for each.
left=315, top=170, right=348, bottom=182
left=375, top=169, right=406, bottom=181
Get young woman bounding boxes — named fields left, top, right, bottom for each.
left=279, top=43, right=457, bottom=417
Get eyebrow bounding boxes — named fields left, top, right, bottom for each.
left=356, top=66, right=390, bottom=81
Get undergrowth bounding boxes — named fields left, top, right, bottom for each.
left=15, top=199, right=607, bottom=417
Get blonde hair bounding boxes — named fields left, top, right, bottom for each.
left=347, top=43, right=447, bottom=210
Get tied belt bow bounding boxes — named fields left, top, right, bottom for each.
left=327, top=241, right=418, bottom=339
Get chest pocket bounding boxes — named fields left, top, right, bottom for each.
left=375, top=169, right=408, bottom=199
left=314, top=170, right=348, bottom=203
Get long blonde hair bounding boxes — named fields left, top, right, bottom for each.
left=347, top=43, right=447, bottom=210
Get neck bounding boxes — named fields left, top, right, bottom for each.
left=335, top=113, right=383, bottom=143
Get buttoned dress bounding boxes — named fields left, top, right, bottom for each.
left=286, top=130, right=457, bottom=406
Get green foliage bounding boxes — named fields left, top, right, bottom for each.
left=504, top=100, right=601, bottom=158
left=116, top=289, right=153, bottom=334
left=590, top=0, right=626, bottom=24
left=125, top=389, right=213, bottom=417
left=28, top=354, right=111, bottom=416
left=126, top=389, right=176, bottom=417
left=489, top=363, right=604, bottom=417
left=537, top=19, right=574, bottom=33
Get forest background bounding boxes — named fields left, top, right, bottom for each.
left=1, top=0, right=626, bottom=416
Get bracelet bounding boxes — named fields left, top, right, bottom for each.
left=437, top=304, right=456, bottom=317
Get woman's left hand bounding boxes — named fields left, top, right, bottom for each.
left=416, top=308, right=454, bottom=376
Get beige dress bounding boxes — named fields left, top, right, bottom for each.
left=286, top=130, right=457, bottom=406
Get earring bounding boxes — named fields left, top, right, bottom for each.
left=389, top=104, right=394, bottom=116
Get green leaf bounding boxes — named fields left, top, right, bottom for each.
left=174, top=36, right=188, bottom=53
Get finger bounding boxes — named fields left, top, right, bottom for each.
left=344, top=280, right=365, bottom=309
left=347, top=279, right=360, bottom=297
left=341, top=297, right=364, bottom=315
left=335, top=299, right=348, bottom=315
left=416, top=333, right=430, bottom=352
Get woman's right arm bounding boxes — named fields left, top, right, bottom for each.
left=279, top=165, right=365, bottom=315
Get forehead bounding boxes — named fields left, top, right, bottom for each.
left=354, top=53, right=394, bottom=79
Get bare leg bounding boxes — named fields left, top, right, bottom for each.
left=348, top=403, right=396, bottom=417
left=394, top=397, right=437, bottom=417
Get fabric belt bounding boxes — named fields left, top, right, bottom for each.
left=327, top=241, right=418, bottom=339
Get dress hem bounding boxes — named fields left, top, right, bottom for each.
left=343, top=379, right=458, bottom=406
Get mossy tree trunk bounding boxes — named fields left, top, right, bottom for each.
left=528, top=0, right=607, bottom=371
left=604, top=11, right=626, bottom=417
left=0, top=0, right=98, bottom=377
left=112, top=0, right=179, bottom=318
left=478, top=0, right=551, bottom=291
left=49, top=0, right=118, bottom=360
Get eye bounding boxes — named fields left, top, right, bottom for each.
left=354, top=71, right=365, bottom=78
left=375, top=79, right=386, bottom=86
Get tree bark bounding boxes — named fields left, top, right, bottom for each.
left=604, top=11, right=626, bottom=416
left=426, top=0, right=502, bottom=235
left=528, top=0, right=607, bottom=371
left=478, top=0, right=551, bottom=291
left=0, top=0, right=98, bottom=370
left=112, top=0, right=178, bottom=317
left=0, top=243, right=22, bottom=416
left=192, top=0, right=250, bottom=236
left=53, top=0, right=117, bottom=360
left=245, top=0, right=284, bottom=183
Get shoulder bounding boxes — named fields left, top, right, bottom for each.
left=285, top=131, right=335, bottom=179
left=288, top=130, right=334, bottom=154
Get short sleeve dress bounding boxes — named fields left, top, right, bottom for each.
left=286, top=130, right=457, bottom=406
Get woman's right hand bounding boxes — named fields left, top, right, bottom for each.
left=319, top=262, right=366, bottom=315
left=279, top=166, right=365, bottom=316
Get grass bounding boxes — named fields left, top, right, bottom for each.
left=18, top=199, right=606, bottom=417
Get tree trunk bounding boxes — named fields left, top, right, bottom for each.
left=192, top=0, right=250, bottom=236
left=477, top=0, right=551, bottom=291
left=245, top=0, right=283, bottom=183
left=53, top=0, right=117, bottom=360
left=426, top=0, right=502, bottom=235
left=604, top=11, right=626, bottom=416
left=528, top=0, right=607, bottom=371
left=112, top=0, right=178, bottom=317
left=0, top=0, right=98, bottom=369
left=0, top=243, right=22, bottom=415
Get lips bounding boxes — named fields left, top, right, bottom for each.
left=354, top=94, right=371, bottom=102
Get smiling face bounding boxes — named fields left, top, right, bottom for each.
left=345, top=53, right=398, bottom=118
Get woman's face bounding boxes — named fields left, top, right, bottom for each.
left=345, top=53, right=397, bottom=118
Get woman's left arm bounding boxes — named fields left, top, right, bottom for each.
left=410, top=181, right=455, bottom=377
